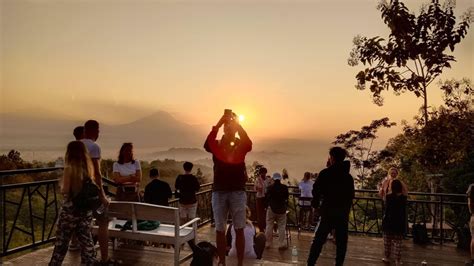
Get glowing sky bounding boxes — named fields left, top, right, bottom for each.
left=1, top=0, right=473, bottom=140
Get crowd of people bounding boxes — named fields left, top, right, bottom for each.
left=48, top=110, right=451, bottom=266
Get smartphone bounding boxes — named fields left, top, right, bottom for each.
left=224, top=109, right=232, bottom=116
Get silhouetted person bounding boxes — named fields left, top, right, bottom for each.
left=307, top=147, right=354, bottom=266
left=81, top=120, right=112, bottom=264
left=254, top=167, right=268, bottom=232
left=144, top=168, right=172, bottom=206
left=175, top=162, right=201, bottom=224
left=382, top=179, right=406, bottom=265
left=204, top=110, right=252, bottom=266
left=264, top=172, right=289, bottom=250
left=73, top=126, right=84, bottom=140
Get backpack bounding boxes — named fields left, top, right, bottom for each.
left=72, top=178, right=101, bottom=213
left=189, top=241, right=217, bottom=266
left=412, top=223, right=429, bottom=245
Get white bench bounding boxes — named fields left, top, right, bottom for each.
left=92, top=201, right=200, bottom=266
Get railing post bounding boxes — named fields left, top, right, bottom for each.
left=440, top=195, right=444, bottom=244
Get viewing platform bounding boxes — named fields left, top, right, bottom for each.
left=1, top=167, right=471, bottom=265
left=4, top=224, right=469, bottom=265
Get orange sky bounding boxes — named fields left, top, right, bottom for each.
left=1, top=0, right=473, bottom=142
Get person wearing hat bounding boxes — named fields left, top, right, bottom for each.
left=264, top=172, right=289, bottom=250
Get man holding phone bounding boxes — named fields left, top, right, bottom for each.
left=204, top=109, right=252, bottom=266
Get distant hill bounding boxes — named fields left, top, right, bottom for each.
left=1, top=111, right=332, bottom=178
left=0, top=110, right=206, bottom=151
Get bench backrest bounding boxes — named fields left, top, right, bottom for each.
left=108, top=201, right=180, bottom=225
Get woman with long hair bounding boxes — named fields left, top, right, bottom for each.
left=378, top=167, right=408, bottom=201
left=112, top=143, right=142, bottom=201
left=49, top=141, right=97, bottom=265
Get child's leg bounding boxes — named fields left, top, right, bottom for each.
left=393, top=234, right=402, bottom=262
left=49, top=206, right=76, bottom=265
left=77, top=213, right=96, bottom=265
left=383, top=233, right=392, bottom=259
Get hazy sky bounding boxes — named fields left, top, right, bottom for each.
left=2, top=0, right=473, bottom=141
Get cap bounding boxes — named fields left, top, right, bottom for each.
left=272, top=172, right=282, bottom=180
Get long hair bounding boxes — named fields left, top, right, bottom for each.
left=387, top=167, right=399, bottom=178
left=118, top=142, right=135, bottom=164
left=64, top=141, right=95, bottom=197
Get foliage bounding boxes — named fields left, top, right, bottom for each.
left=247, top=161, right=264, bottom=184
left=381, top=79, right=474, bottom=193
left=348, top=0, right=472, bottom=124
left=0, top=150, right=59, bottom=184
left=333, top=117, right=396, bottom=188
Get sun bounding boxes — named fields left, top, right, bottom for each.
left=238, top=114, right=245, bottom=122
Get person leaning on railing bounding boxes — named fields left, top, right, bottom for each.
left=112, top=143, right=142, bottom=202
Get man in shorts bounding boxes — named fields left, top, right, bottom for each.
left=204, top=110, right=252, bottom=266
left=82, top=120, right=114, bottom=265
left=175, top=162, right=201, bottom=225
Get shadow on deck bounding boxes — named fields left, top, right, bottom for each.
left=3, top=224, right=469, bottom=265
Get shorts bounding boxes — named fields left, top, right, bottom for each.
left=212, top=191, right=247, bottom=232
left=179, top=203, right=198, bottom=219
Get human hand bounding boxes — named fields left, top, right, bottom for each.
left=101, top=196, right=110, bottom=207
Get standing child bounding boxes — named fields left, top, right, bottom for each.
left=49, top=141, right=97, bottom=265
left=144, top=168, right=172, bottom=206
left=175, top=162, right=201, bottom=224
left=382, top=179, right=407, bottom=265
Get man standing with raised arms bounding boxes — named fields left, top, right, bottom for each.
left=82, top=120, right=113, bottom=265
left=204, top=110, right=252, bottom=266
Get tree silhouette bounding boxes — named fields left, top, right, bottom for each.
left=333, top=117, right=396, bottom=188
left=348, top=0, right=472, bottom=125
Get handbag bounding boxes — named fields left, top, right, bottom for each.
left=73, top=177, right=102, bottom=213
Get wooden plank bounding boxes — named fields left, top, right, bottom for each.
left=4, top=225, right=469, bottom=265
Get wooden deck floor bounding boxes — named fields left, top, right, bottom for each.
left=3, top=225, right=469, bottom=265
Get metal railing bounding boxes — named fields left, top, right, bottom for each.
left=1, top=168, right=469, bottom=257
left=0, top=168, right=214, bottom=257
left=1, top=168, right=62, bottom=257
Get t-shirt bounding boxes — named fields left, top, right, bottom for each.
left=298, top=180, right=314, bottom=206
left=228, top=224, right=257, bottom=259
left=144, top=179, right=172, bottom=206
left=81, top=139, right=101, bottom=159
left=175, top=174, right=200, bottom=205
left=113, top=160, right=141, bottom=176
